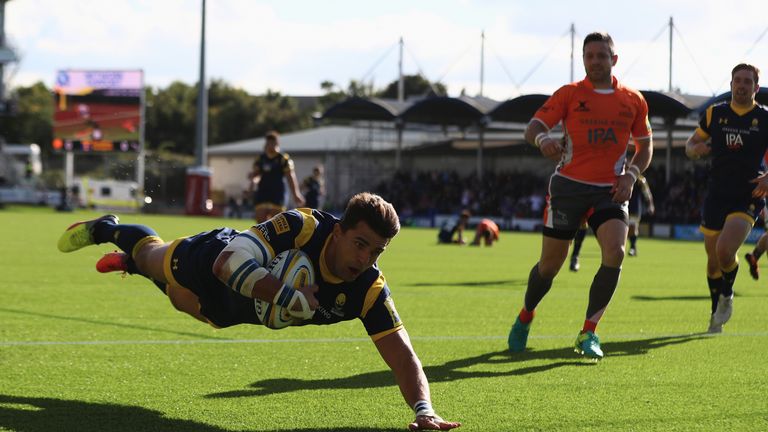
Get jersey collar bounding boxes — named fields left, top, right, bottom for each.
left=730, top=101, right=757, bottom=116
left=582, top=75, right=618, bottom=90
left=319, top=235, right=344, bottom=284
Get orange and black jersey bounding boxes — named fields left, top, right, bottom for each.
left=696, top=102, right=768, bottom=194
left=219, top=209, right=403, bottom=341
left=533, top=76, right=652, bottom=186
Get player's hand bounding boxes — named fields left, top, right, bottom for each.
left=288, top=284, right=320, bottom=319
left=610, top=174, right=635, bottom=202
left=294, top=193, right=306, bottom=207
left=538, top=136, right=563, bottom=162
left=408, top=414, right=461, bottom=431
left=686, top=141, right=710, bottom=160
left=750, top=173, right=768, bottom=198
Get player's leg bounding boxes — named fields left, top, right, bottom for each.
left=509, top=175, right=586, bottom=353
left=570, top=226, right=587, bottom=271
left=255, top=204, right=271, bottom=223
left=166, top=284, right=208, bottom=323
left=702, top=232, right=724, bottom=333
left=711, top=214, right=753, bottom=327
left=576, top=216, right=627, bottom=360
left=508, top=235, right=570, bottom=352
left=58, top=215, right=170, bottom=294
left=627, top=216, right=640, bottom=256
left=745, top=231, right=768, bottom=280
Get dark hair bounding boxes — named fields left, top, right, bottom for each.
left=340, top=192, right=400, bottom=239
left=732, top=63, right=760, bottom=85
left=583, top=32, right=614, bottom=56
left=265, top=131, right=280, bottom=142
left=460, top=210, right=471, bottom=219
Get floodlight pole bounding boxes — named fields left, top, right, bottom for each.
left=0, top=0, right=6, bottom=102
left=479, top=30, right=485, bottom=97
left=194, top=0, right=208, bottom=167
left=397, top=37, right=404, bottom=103
left=570, top=23, right=575, bottom=82
left=396, top=37, right=404, bottom=171
left=137, top=71, right=146, bottom=200
left=668, top=16, right=673, bottom=93
left=666, top=16, right=673, bottom=183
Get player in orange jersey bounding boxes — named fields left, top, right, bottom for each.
left=508, top=32, right=653, bottom=360
left=470, top=218, right=500, bottom=246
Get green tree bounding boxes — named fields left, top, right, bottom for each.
left=376, top=74, right=447, bottom=99
left=0, top=81, right=54, bottom=152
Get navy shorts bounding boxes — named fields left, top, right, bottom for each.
left=701, top=189, right=764, bottom=233
left=163, top=228, right=261, bottom=328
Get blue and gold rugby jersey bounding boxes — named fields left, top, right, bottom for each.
left=243, top=209, right=403, bottom=340
left=254, top=152, right=293, bottom=205
left=697, top=102, right=768, bottom=195
left=164, top=209, right=403, bottom=341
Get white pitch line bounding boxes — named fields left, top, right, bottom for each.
left=1, top=331, right=768, bottom=347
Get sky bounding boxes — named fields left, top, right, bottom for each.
left=4, top=0, right=768, bottom=100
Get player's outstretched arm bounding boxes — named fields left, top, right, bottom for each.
left=373, top=328, right=461, bottom=431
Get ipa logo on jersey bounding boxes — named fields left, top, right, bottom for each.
left=725, top=133, right=743, bottom=149
left=588, top=128, right=618, bottom=145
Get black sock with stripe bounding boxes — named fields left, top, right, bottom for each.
left=706, top=276, right=722, bottom=314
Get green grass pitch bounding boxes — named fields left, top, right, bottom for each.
left=1, top=206, right=767, bottom=431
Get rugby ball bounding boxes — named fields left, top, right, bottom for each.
left=268, top=249, right=315, bottom=289
left=254, top=249, right=315, bottom=329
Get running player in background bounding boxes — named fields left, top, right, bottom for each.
left=248, top=131, right=305, bottom=222
left=508, top=31, right=653, bottom=360
left=745, top=229, right=768, bottom=280
left=627, top=173, right=655, bottom=256
left=686, top=63, right=768, bottom=333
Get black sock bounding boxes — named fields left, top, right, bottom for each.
left=523, top=263, right=554, bottom=312
left=92, top=220, right=159, bottom=276
left=754, top=249, right=764, bottom=260
left=706, top=276, right=722, bottom=314
left=721, top=265, right=738, bottom=297
left=93, top=220, right=158, bottom=255
left=572, top=228, right=587, bottom=259
left=586, top=265, right=621, bottom=319
left=629, top=235, right=637, bottom=249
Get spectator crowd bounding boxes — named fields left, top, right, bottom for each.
left=375, top=164, right=712, bottom=225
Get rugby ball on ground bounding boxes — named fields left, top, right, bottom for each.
left=254, top=249, right=315, bottom=329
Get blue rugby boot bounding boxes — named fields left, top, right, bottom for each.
left=574, top=331, right=603, bottom=360
left=508, top=316, right=531, bottom=352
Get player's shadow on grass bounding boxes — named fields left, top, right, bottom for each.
left=406, top=279, right=527, bottom=287
left=631, top=295, right=709, bottom=301
left=0, top=307, right=227, bottom=340
left=206, top=333, right=708, bottom=399
left=631, top=291, right=768, bottom=301
left=0, top=394, right=403, bottom=432
left=0, top=394, right=242, bottom=432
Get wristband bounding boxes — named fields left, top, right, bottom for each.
left=534, top=132, right=549, bottom=148
left=625, top=170, right=638, bottom=182
left=413, top=400, right=435, bottom=417
left=628, top=164, right=642, bottom=177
